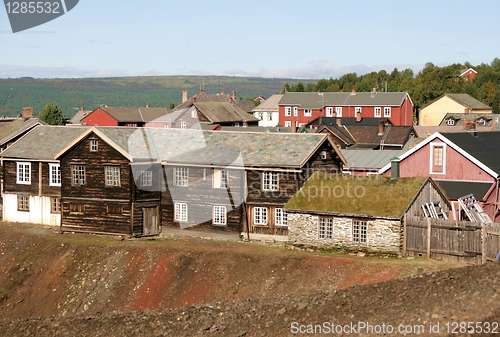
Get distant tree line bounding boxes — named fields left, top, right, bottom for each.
left=283, top=58, right=500, bottom=113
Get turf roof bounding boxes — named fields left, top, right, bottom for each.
left=284, top=172, right=429, bottom=219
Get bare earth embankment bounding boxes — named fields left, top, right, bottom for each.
left=0, top=222, right=499, bottom=336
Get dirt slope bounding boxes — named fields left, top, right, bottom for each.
left=0, top=222, right=484, bottom=336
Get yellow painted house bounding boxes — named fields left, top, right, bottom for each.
left=419, top=93, right=492, bottom=126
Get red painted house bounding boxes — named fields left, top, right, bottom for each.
left=278, top=90, right=413, bottom=127
left=459, top=68, right=477, bottom=81
left=378, top=132, right=500, bottom=221
left=80, top=106, right=172, bottom=127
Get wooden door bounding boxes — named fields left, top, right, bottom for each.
left=143, top=206, right=159, bottom=235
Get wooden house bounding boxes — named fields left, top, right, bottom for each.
left=278, top=90, right=414, bottom=127
left=252, top=94, right=282, bottom=127
left=1, top=125, right=89, bottom=226
left=378, top=132, right=500, bottom=221
left=54, top=127, right=346, bottom=237
left=0, top=117, right=45, bottom=153
left=80, top=106, right=172, bottom=127
left=174, top=102, right=259, bottom=128
left=285, top=173, right=450, bottom=253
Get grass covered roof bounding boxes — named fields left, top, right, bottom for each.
left=285, top=172, right=429, bottom=219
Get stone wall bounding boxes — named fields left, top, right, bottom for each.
left=287, top=213, right=402, bottom=253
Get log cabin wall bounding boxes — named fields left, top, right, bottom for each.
left=60, top=134, right=133, bottom=235
left=131, top=163, right=162, bottom=236
left=160, top=166, right=245, bottom=232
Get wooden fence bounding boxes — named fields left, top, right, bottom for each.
left=404, top=215, right=500, bottom=265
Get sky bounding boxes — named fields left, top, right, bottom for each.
left=0, top=0, right=499, bottom=79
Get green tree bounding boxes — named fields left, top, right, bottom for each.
left=39, top=103, right=64, bottom=125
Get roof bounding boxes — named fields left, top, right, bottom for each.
left=91, top=107, right=173, bottom=123
left=284, top=172, right=430, bottom=219
left=57, top=127, right=347, bottom=169
left=435, top=180, right=492, bottom=200
left=347, top=125, right=413, bottom=147
left=439, top=113, right=500, bottom=127
left=420, top=93, right=491, bottom=111
left=217, top=126, right=293, bottom=133
left=413, top=125, right=491, bottom=138
left=68, top=110, right=91, bottom=125
left=252, top=94, right=283, bottom=112
left=175, top=91, right=255, bottom=112
left=0, top=125, right=90, bottom=160
left=0, top=118, right=45, bottom=146
left=305, top=116, right=392, bottom=127
left=341, top=149, right=408, bottom=170
left=460, top=68, right=477, bottom=76
left=279, top=92, right=409, bottom=109
left=193, top=102, right=259, bottom=123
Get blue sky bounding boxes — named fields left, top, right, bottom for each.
left=1, top=0, right=499, bottom=79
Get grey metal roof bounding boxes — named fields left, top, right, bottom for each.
left=96, top=127, right=330, bottom=168
left=252, top=94, right=283, bottom=112
left=279, top=92, right=408, bottom=109
left=1, top=125, right=90, bottom=160
left=341, top=149, right=407, bottom=169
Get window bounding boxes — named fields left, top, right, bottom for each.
left=430, top=143, right=446, bottom=174
left=253, top=207, right=268, bottom=225
left=477, top=119, right=487, bottom=126
left=326, top=107, right=333, bottom=117
left=126, top=123, right=137, bottom=127
left=49, top=163, right=61, bottom=186
left=141, top=170, right=153, bottom=187
left=284, top=121, right=291, bottom=127
left=433, top=146, right=443, bottom=166
left=69, top=203, right=85, bottom=214
left=336, top=107, right=342, bottom=117
left=303, top=109, right=312, bottom=117
left=50, top=197, right=61, bottom=214
left=355, top=107, right=362, bottom=115
left=16, top=162, right=31, bottom=185
left=163, top=124, right=170, bottom=128
left=180, top=122, right=187, bottom=129
left=191, top=110, right=197, bottom=118
left=105, top=166, right=120, bottom=186
left=258, top=112, right=264, bottom=120
left=275, top=208, right=288, bottom=227
left=268, top=112, right=273, bottom=121
left=318, top=218, right=333, bottom=239
left=17, top=194, right=29, bottom=211
left=374, top=107, right=382, bottom=118
left=285, top=107, right=291, bottom=116
left=71, top=165, right=85, bottom=186
left=175, top=202, right=188, bottom=221
left=174, top=167, right=189, bottom=186
left=213, top=205, right=227, bottom=225
left=213, top=169, right=228, bottom=188
left=293, top=107, right=298, bottom=116
left=90, top=139, right=98, bottom=152
left=384, top=107, right=391, bottom=117
left=353, top=220, right=367, bottom=243
left=262, top=172, right=279, bottom=191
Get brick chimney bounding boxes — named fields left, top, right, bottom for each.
left=146, top=104, right=150, bottom=108
left=232, top=90, right=236, bottom=100
left=292, top=121, right=297, bottom=133
left=336, top=118, right=342, bottom=126
left=356, top=111, right=362, bottom=122
left=378, top=120, right=385, bottom=135
left=228, top=97, right=234, bottom=104
left=462, top=118, right=476, bottom=131
left=191, top=96, right=196, bottom=103
left=351, top=87, right=356, bottom=95
left=22, top=107, right=33, bottom=119
left=182, top=90, right=188, bottom=103
left=80, top=107, right=85, bottom=111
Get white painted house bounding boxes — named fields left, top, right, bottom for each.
left=252, top=94, right=282, bottom=127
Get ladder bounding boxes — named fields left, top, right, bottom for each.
left=422, top=201, right=448, bottom=219
left=457, top=194, right=492, bottom=223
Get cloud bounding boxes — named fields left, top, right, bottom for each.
left=0, top=64, right=128, bottom=78
left=88, top=39, right=112, bottom=45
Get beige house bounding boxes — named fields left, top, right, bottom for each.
left=419, top=93, right=492, bottom=126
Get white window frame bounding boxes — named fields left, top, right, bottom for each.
left=336, top=107, right=342, bottom=117
left=105, top=166, right=120, bottom=186
left=267, top=112, right=273, bottom=121
left=429, top=142, right=447, bottom=174
left=374, top=107, right=382, bottom=118
left=384, top=107, right=391, bottom=117
left=318, top=218, right=333, bottom=239
left=163, top=124, right=170, bottom=128
left=293, top=107, right=298, bottom=116
left=303, top=109, right=312, bottom=117
left=17, top=194, right=30, bottom=211
left=352, top=220, right=367, bottom=244
left=191, top=110, right=197, bottom=118
left=71, top=164, right=86, bottom=186
left=174, top=202, right=188, bottom=222
left=141, top=170, right=153, bottom=187
left=446, top=119, right=455, bottom=126
left=213, top=205, right=227, bottom=225
left=213, top=169, right=228, bottom=188
left=262, top=171, right=279, bottom=191
left=180, top=121, right=187, bottom=129
left=284, top=106, right=291, bottom=116
left=355, top=107, right=362, bottom=115
left=326, top=107, right=333, bottom=117
left=275, top=208, right=288, bottom=227
left=16, top=162, right=31, bottom=185
left=174, top=167, right=189, bottom=186
left=253, top=207, right=268, bottom=225
left=90, top=139, right=98, bottom=152
left=49, top=163, right=61, bottom=186
left=284, top=121, right=291, bottom=127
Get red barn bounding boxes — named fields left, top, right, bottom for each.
left=459, top=68, right=477, bottom=81
left=278, top=90, right=413, bottom=127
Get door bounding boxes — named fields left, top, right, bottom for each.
left=143, top=206, right=159, bottom=235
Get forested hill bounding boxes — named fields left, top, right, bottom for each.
left=0, top=76, right=303, bottom=117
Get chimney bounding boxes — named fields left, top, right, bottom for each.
left=191, top=96, right=196, bottom=103
left=228, top=97, right=234, bottom=104
left=336, top=118, right=342, bottom=126
left=232, top=90, right=236, bottom=100
left=146, top=104, right=150, bottom=108
left=182, top=90, right=188, bottom=103
left=242, top=121, right=248, bottom=127
left=200, top=88, right=205, bottom=95
left=371, top=87, right=377, bottom=98
left=464, top=108, right=470, bottom=114
left=22, top=107, right=33, bottom=119
left=462, top=118, right=476, bottom=131
left=220, top=91, right=225, bottom=96
left=80, top=107, right=85, bottom=111
left=356, top=111, right=362, bottom=122
left=351, top=87, right=356, bottom=95
left=378, top=120, right=385, bottom=135
left=292, top=121, right=297, bottom=133
left=391, top=158, right=400, bottom=180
